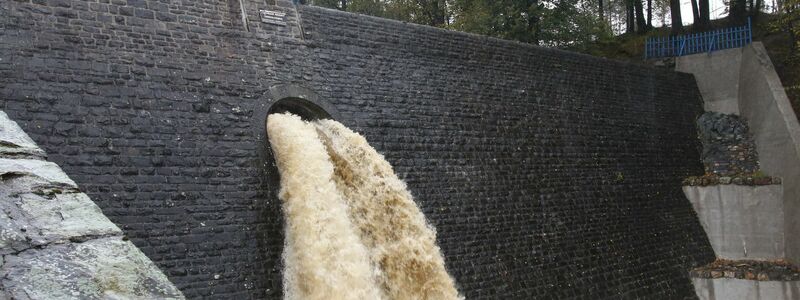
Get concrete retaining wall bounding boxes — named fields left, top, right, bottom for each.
left=683, top=185, right=784, bottom=260
left=677, top=42, right=800, bottom=263
left=738, top=43, right=800, bottom=264
left=675, top=48, right=743, bottom=114
left=693, top=277, right=800, bottom=300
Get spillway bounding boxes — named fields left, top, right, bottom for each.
left=267, top=113, right=460, bottom=300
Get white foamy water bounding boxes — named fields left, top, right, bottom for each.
left=267, top=113, right=460, bottom=300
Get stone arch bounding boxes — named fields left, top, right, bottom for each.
left=252, top=84, right=340, bottom=193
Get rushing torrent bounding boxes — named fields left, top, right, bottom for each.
left=267, top=113, right=461, bottom=300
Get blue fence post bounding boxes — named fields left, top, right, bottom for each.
left=645, top=19, right=754, bottom=59
left=726, top=27, right=731, bottom=49
left=708, top=35, right=715, bottom=54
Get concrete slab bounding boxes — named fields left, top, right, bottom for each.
left=684, top=184, right=784, bottom=260
left=675, top=47, right=743, bottom=115
left=693, top=277, right=800, bottom=300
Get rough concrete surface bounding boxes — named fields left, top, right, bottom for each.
left=0, top=110, right=183, bottom=299
left=693, top=277, right=800, bottom=300
left=675, top=47, right=743, bottom=114
left=677, top=42, right=800, bottom=264
left=684, top=184, right=785, bottom=260
left=738, top=43, right=800, bottom=264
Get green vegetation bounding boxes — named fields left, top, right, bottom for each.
left=305, top=0, right=613, bottom=49
left=769, top=0, right=800, bottom=113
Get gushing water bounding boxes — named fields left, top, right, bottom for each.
left=267, top=113, right=460, bottom=300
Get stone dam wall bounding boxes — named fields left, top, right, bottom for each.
left=0, top=0, right=714, bottom=298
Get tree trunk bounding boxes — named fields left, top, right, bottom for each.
left=730, top=0, right=747, bottom=23
left=690, top=0, right=701, bottom=26
left=647, top=0, right=653, bottom=27
left=527, top=0, right=541, bottom=45
left=670, top=0, right=683, bottom=33
left=599, top=0, right=605, bottom=21
left=626, top=0, right=635, bottom=33
left=754, top=0, right=763, bottom=17
left=438, top=0, right=447, bottom=26
left=425, top=0, right=447, bottom=27
left=341, top=0, right=347, bottom=11
left=698, top=0, right=710, bottom=28
left=635, top=0, right=648, bottom=32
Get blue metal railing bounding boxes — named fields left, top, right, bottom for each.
left=644, top=18, right=752, bottom=59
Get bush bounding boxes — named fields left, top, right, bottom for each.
left=773, top=0, right=800, bottom=60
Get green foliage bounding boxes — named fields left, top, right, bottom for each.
left=308, top=0, right=447, bottom=26
left=448, top=0, right=614, bottom=48
left=309, top=0, right=342, bottom=9
left=307, top=0, right=613, bottom=50
left=752, top=170, right=768, bottom=179
left=348, top=0, right=389, bottom=17
left=773, top=0, right=800, bottom=59
left=448, top=0, right=542, bottom=43
left=538, top=0, right=614, bottom=50
left=386, top=0, right=448, bottom=26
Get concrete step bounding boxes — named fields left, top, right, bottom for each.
left=691, top=259, right=800, bottom=300
left=683, top=183, right=785, bottom=260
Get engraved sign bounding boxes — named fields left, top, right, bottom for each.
left=260, top=9, right=287, bottom=26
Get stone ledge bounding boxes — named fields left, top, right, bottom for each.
left=0, top=111, right=45, bottom=159
left=692, top=277, right=800, bottom=300
left=682, top=174, right=781, bottom=186
left=0, top=158, right=77, bottom=189
left=690, top=259, right=800, bottom=281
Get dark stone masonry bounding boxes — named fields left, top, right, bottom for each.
left=696, top=111, right=761, bottom=176
left=0, top=0, right=714, bottom=298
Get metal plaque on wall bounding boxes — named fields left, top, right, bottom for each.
left=260, top=10, right=287, bottom=26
